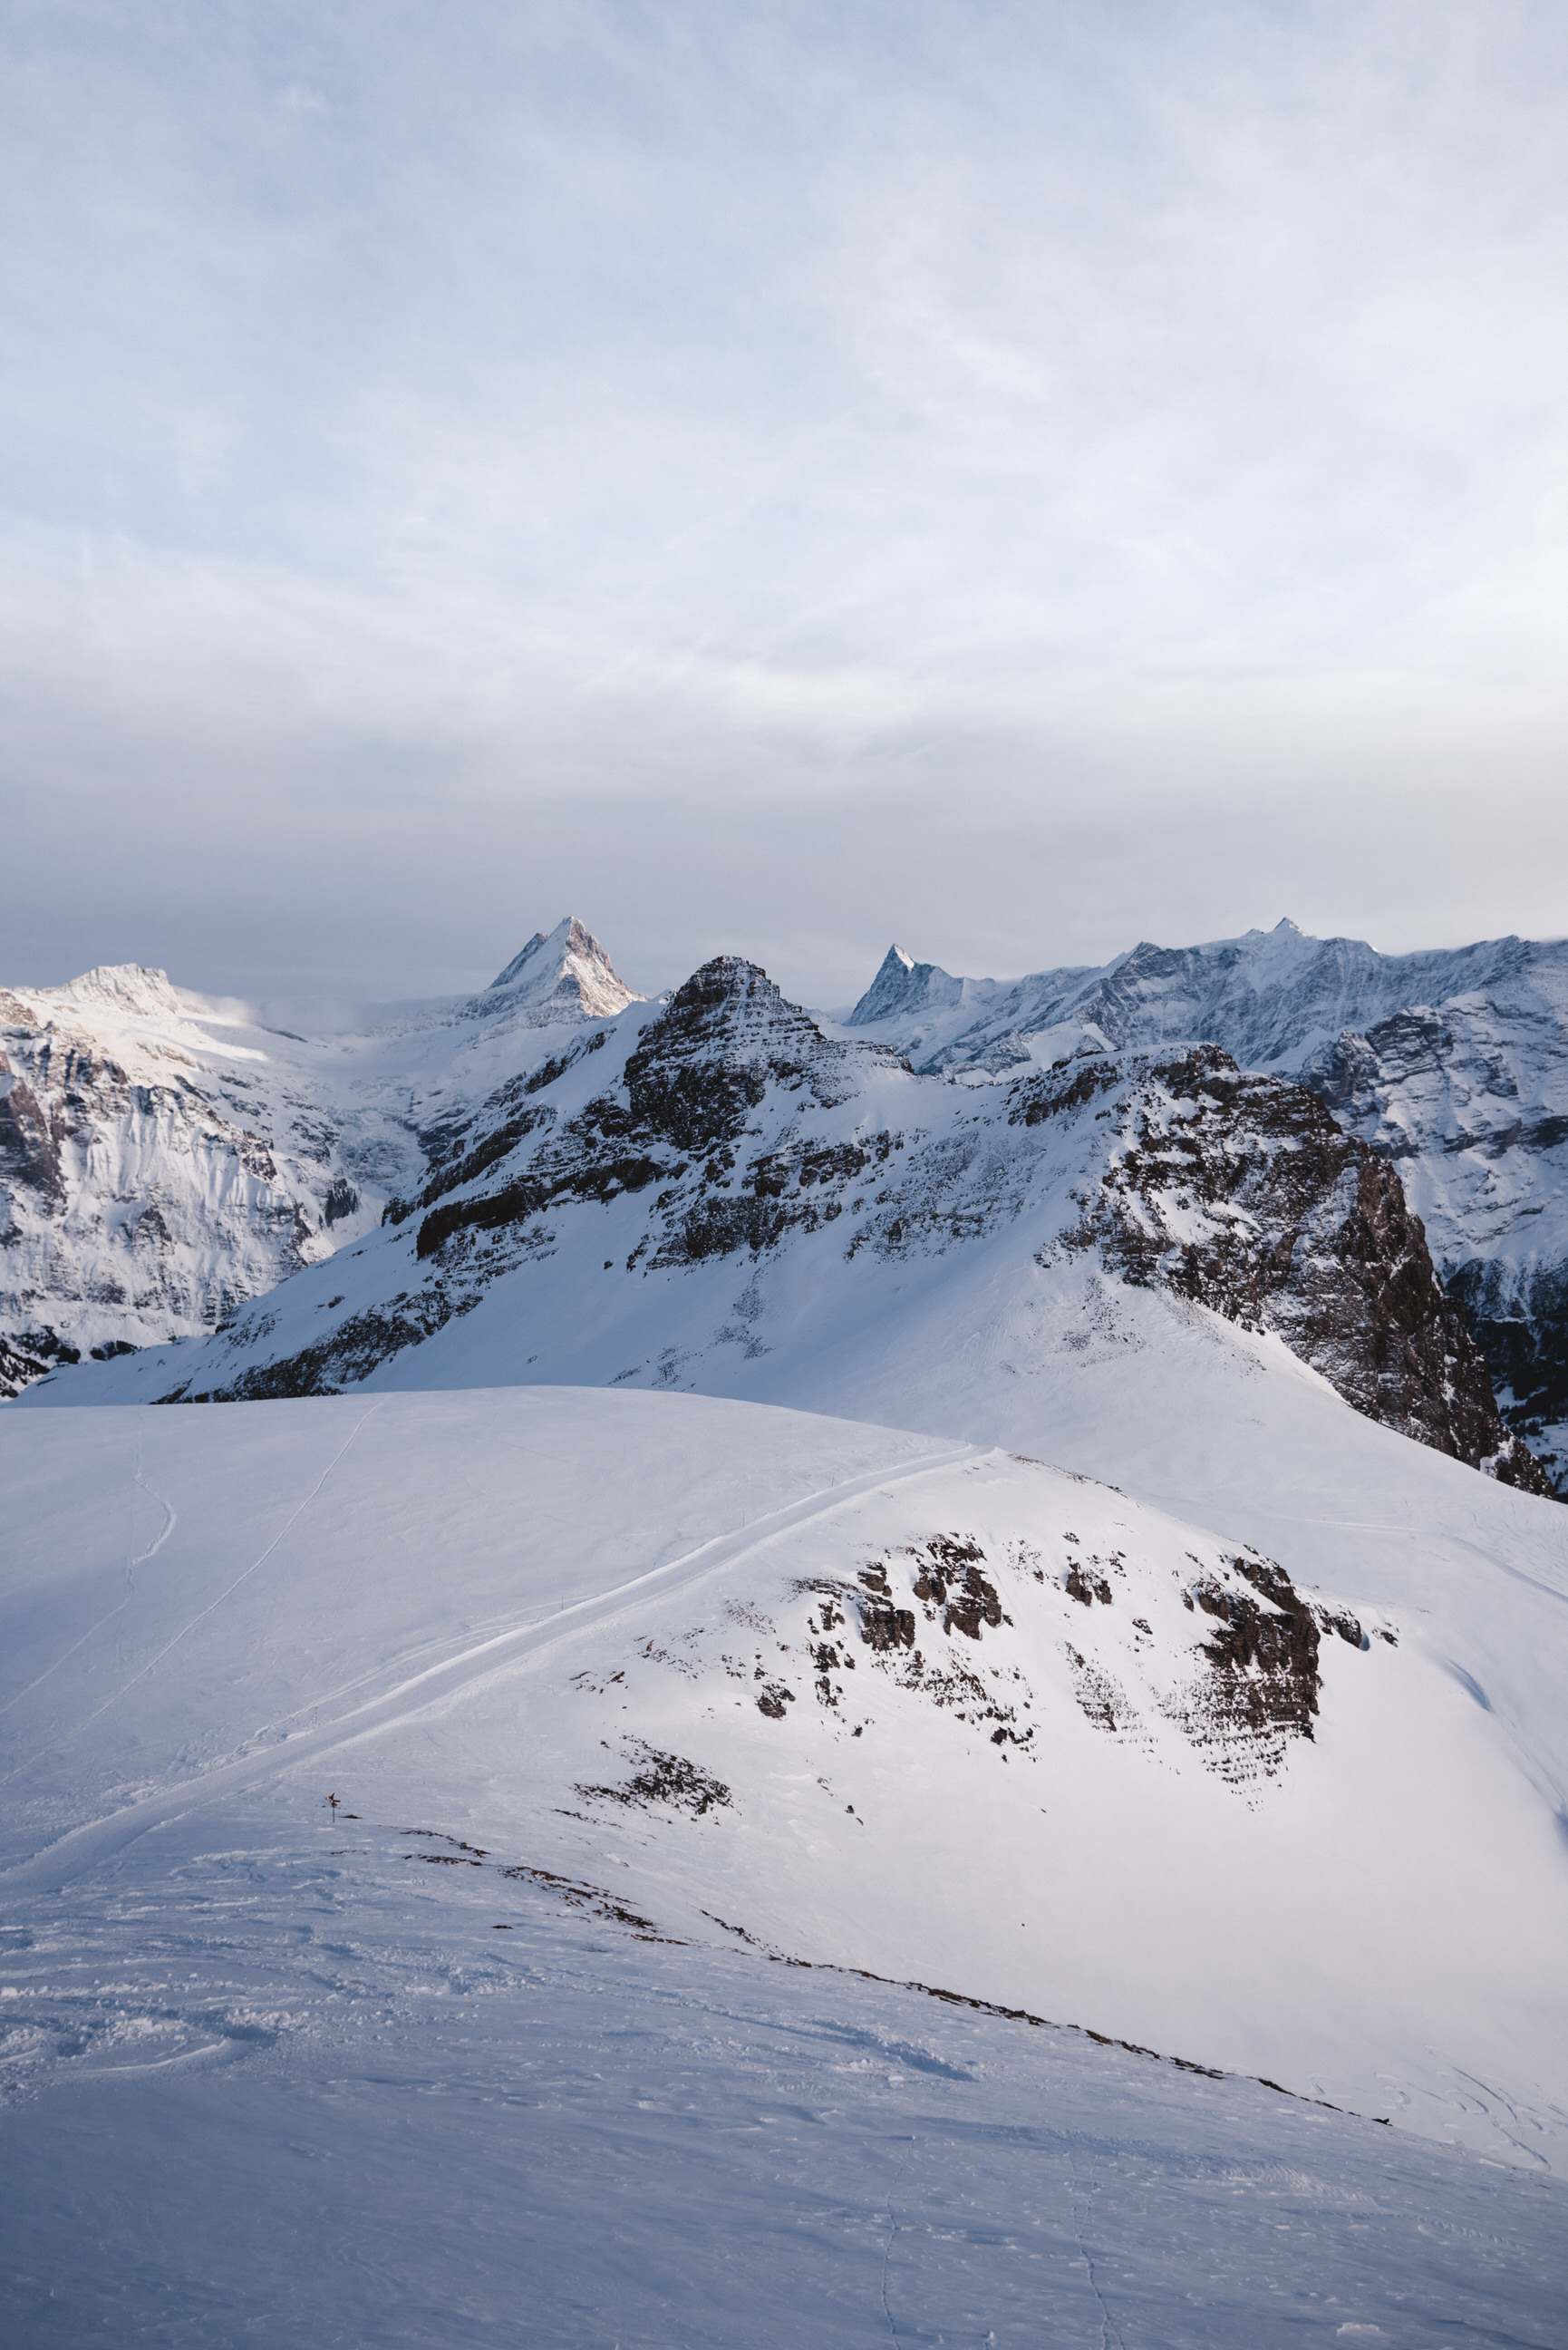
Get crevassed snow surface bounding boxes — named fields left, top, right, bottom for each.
left=3, top=1386, right=1567, bottom=2342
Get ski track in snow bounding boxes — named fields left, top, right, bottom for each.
left=0, top=1434, right=180, bottom=1721
left=877, top=2133, right=912, bottom=2345
left=3, top=1386, right=1567, bottom=2342
left=0, top=1402, right=386, bottom=1791
left=0, top=1436, right=991, bottom=1894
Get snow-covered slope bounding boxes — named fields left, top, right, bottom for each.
left=0, top=918, right=641, bottom=1394
left=8, top=1860, right=1563, bottom=2347
left=7, top=1070, right=1567, bottom=2329
left=32, top=957, right=1544, bottom=1495
left=4, top=1384, right=1565, bottom=2188
left=845, top=918, right=1568, bottom=1484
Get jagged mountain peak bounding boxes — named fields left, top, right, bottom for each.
left=848, top=943, right=970, bottom=1028
left=485, top=916, right=642, bottom=1022
left=618, top=957, right=868, bottom=1152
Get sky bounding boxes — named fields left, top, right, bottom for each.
left=4, top=0, right=1567, bottom=1006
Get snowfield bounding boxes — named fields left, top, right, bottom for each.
left=6, top=1835, right=1565, bottom=2348
left=4, top=1368, right=1567, bottom=2341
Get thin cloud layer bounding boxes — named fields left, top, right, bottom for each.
left=4, top=2, right=1566, bottom=997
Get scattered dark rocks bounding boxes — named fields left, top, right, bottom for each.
left=908, top=1537, right=1003, bottom=1640
left=576, top=1742, right=732, bottom=1816
left=322, top=1175, right=360, bottom=1226
left=1315, top=1604, right=1369, bottom=1650
left=157, top=1293, right=463, bottom=1402
left=1181, top=1556, right=1322, bottom=1756
left=0, top=1325, right=82, bottom=1397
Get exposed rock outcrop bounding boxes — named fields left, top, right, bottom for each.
left=846, top=921, right=1568, bottom=1487
left=1050, top=1046, right=1551, bottom=1491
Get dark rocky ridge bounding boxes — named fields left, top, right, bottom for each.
left=1302, top=1010, right=1568, bottom=1485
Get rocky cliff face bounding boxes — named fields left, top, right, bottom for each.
left=61, top=956, right=1546, bottom=1492
left=1300, top=995, right=1568, bottom=1487
left=1032, top=1045, right=1546, bottom=1490
left=844, top=921, right=1568, bottom=1488
left=0, top=998, right=350, bottom=1395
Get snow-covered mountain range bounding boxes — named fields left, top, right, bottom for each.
left=0, top=918, right=640, bottom=1393
left=5, top=910, right=1565, bottom=1491
left=18, top=943, right=1548, bottom=1499
left=843, top=918, right=1568, bottom=1485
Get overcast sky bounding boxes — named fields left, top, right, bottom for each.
left=4, top=1, right=1566, bottom=1005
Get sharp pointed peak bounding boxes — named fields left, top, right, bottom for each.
left=484, top=918, right=643, bottom=1020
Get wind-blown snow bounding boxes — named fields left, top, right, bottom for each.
left=5, top=1382, right=1566, bottom=2161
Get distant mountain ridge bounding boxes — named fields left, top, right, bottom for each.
left=847, top=917, right=1553, bottom=1073
left=845, top=918, right=1568, bottom=1485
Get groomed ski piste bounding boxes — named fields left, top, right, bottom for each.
left=4, top=1285, right=1567, bottom=2344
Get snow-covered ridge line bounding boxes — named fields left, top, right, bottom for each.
left=5, top=1387, right=1564, bottom=2176
left=374, top=1811, right=1386, bottom=2121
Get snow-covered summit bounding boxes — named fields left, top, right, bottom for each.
left=34, top=961, right=188, bottom=1022
left=846, top=918, right=1555, bottom=1074
left=484, top=915, right=642, bottom=1023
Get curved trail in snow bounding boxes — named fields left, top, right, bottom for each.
left=1, top=1404, right=384, bottom=1789
left=0, top=1436, right=180, bottom=1721
left=0, top=1438, right=994, bottom=1896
